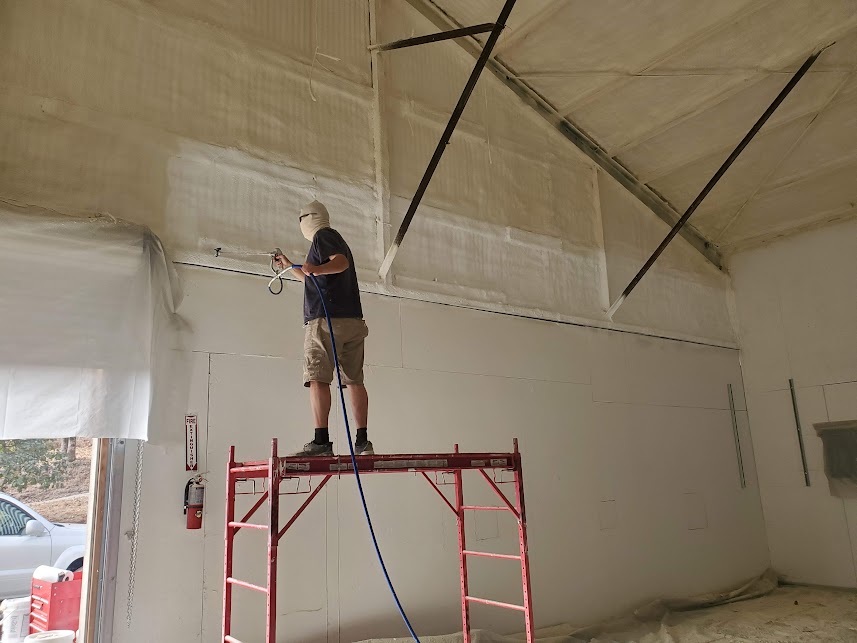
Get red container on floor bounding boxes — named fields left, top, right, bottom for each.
left=29, top=571, right=83, bottom=636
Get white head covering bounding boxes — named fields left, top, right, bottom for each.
left=299, top=200, right=331, bottom=241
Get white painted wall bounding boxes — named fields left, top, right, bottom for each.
left=729, top=218, right=857, bottom=588
left=110, top=265, right=767, bottom=643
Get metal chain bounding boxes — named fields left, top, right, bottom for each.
left=126, top=440, right=144, bottom=627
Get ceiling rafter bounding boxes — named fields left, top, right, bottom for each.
left=402, top=0, right=723, bottom=269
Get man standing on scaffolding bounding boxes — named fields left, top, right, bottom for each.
left=274, top=200, right=373, bottom=457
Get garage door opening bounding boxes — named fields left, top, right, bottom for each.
left=0, top=437, right=92, bottom=638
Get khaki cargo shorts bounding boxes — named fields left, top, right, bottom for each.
left=303, top=317, right=368, bottom=387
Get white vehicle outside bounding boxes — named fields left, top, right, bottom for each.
left=0, top=492, right=85, bottom=599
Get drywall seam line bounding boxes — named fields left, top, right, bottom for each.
left=402, top=0, right=722, bottom=270
left=591, top=400, right=739, bottom=413
left=201, top=351, right=211, bottom=638
left=173, top=261, right=740, bottom=350
left=189, top=352, right=740, bottom=404
left=745, top=379, right=857, bottom=397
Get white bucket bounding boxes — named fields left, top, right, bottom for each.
left=31, top=567, right=73, bottom=584
left=0, top=597, right=30, bottom=642
left=23, top=633, right=75, bottom=643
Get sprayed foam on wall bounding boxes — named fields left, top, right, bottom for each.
left=0, top=0, right=734, bottom=344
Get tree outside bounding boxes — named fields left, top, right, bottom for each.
left=0, top=439, right=90, bottom=524
left=0, top=439, right=69, bottom=492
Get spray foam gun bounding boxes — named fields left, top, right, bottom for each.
left=213, top=246, right=295, bottom=295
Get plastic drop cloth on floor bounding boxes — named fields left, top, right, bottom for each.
left=359, top=570, right=857, bottom=643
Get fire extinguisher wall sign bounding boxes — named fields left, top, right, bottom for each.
left=185, top=414, right=199, bottom=471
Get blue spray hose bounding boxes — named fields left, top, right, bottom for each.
left=296, top=266, right=421, bottom=642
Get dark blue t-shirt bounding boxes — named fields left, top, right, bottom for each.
left=303, top=228, right=363, bottom=323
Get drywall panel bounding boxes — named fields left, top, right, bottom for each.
left=589, top=401, right=767, bottom=602
left=173, top=265, right=404, bottom=368
left=745, top=390, right=807, bottom=489
left=824, top=382, right=857, bottom=421
left=728, top=248, right=791, bottom=394
left=730, top=218, right=857, bottom=390
left=731, top=219, right=857, bottom=588
left=111, top=267, right=770, bottom=642
left=794, top=385, right=830, bottom=474
left=761, top=472, right=857, bottom=588
left=598, top=173, right=735, bottom=343
left=113, top=350, right=210, bottom=643
left=398, top=299, right=592, bottom=384
left=735, top=411, right=759, bottom=489
left=202, top=353, right=331, bottom=643
left=589, top=330, right=745, bottom=410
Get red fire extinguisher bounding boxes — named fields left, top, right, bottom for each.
left=184, top=475, right=205, bottom=530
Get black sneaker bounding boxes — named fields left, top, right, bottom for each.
left=353, top=440, right=374, bottom=456
left=291, top=441, right=334, bottom=457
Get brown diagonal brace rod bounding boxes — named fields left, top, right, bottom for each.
left=370, top=23, right=496, bottom=52
left=378, top=0, right=517, bottom=278
left=607, top=49, right=824, bottom=318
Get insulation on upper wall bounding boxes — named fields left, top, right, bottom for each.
left=0, top=0, right=737, bottom=342
left=598, top=173, right=734, bottom=341
left=0, top=0, right=378, bottom=266
left=378, top=0, right=610, bottom=319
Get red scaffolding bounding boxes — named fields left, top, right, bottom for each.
left=222, top=438, right=535, bottom=643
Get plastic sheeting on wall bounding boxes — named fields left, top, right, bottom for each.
left=0, top=206, right=180, bottom=440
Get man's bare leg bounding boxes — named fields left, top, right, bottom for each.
left=309, top=381, right=332, bottom=431
left=348, top=384, right=368, bottom=428
left=347, top=384, right=372, bottom=454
